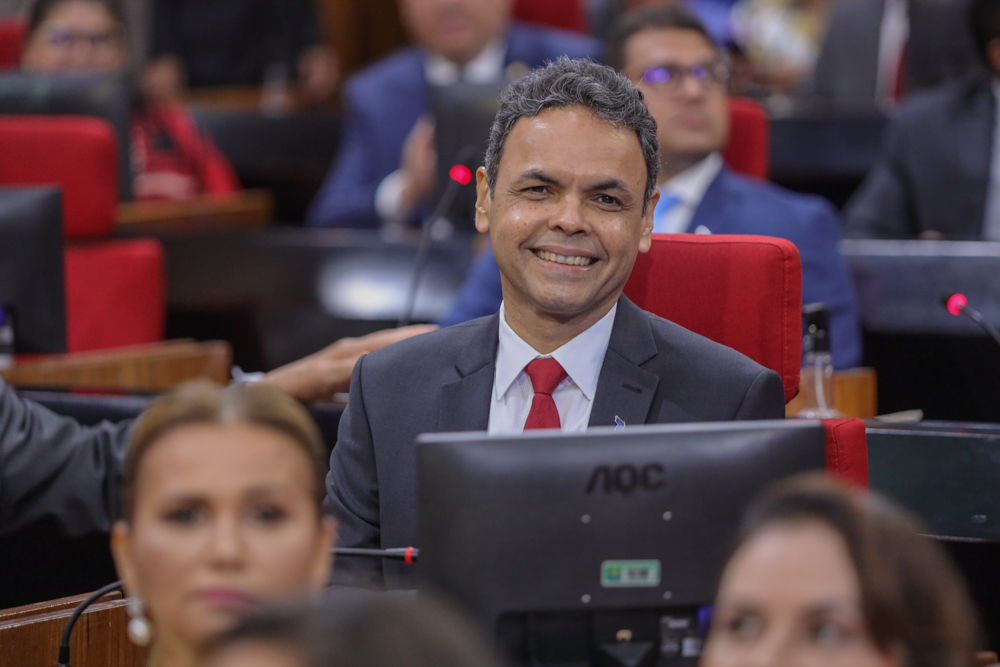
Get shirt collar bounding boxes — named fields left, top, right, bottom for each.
left=424, top=38, right=507, bottom=86
left=495, top=301, right=618, bottom=402
left=659, top=152, right=724, bottom=208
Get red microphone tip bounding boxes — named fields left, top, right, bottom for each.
left=449, top=164, right=472, bottom=186
left=946, top=293, right=967, bottom=316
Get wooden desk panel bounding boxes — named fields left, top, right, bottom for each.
left=116, top=189, right=274, bottom=233
left=0, top=591, right=147, bottom=667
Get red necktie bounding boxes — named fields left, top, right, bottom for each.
left=523, top=358, right=568, bottom=431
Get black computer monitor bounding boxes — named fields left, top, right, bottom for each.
left=0, top=72, right=134, bottom=200
left=417, top=420, right=826, bottom=666
left=430, top=83, right=502, bottom=229
left=0, top=187, right=67, bottom=354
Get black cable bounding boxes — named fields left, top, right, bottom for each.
left=397, top=145, right=478, bottom=328
left=58, top=580, right=124, bottom=667
left=959, top=304, right=1000, bottom=348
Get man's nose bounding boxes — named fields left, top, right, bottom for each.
left=741, top=629, right=795, bottom=667
left=549, top=194, right=590, bottom=234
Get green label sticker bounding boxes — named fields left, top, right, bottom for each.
left=600, top=560, right=661, bottom=587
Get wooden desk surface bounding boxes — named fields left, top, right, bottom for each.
left=116, top=189, right=274, bottom=234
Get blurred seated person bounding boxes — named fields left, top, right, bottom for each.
left=441, top=5, right=863, bottom=369
left=702, top=473, right=980, bottom=667
left=0, top=324, right=435, bottom=539
left=144, top=0, right=338, bottom=106
left=205, top=593, right=507, bottom=667
left=305, top=0, right=601, bottom=230
left=801, top=0, right=979, bottom=111
left=730, top=0, right=832, bottom=94
left=844, top=0, right=1000, bottom=240
left=111, top=382, right=337, bottom=667
left=21, top=0, right=241, bottom=200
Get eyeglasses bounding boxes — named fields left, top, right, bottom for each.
left=45, top=28, right=119, bottom=50
left=638, top=61, right=729, bottom=92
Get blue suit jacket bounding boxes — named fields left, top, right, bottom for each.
left=306, top=23, right=601, bottom=228
left=441, top=167, right=863, bottom=369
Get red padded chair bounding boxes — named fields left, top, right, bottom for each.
left=0, top=115, right=165, bottom=352
left=513, top=0, right=587, bottom=33
left=624, top=234, right=867, bottom=487
left=0, top=18, right=24, bottom=70
left=722, top=97, right=769, bottom=180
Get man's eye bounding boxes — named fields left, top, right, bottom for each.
left=597, top=194, right=622, bottom=206
left=813, top=621, right=848, bottom=645
left=524, top=185, right=548, bottom=194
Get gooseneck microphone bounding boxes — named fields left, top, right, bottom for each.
left=397, top=145, right=478, bottom=328
left=58, top=580, right=124, bottom=667
left=942, top=293, right=1000, bottom=348
left=334, top=547, right=419, bottom=563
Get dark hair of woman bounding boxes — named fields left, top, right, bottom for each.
left=27, top=0, right=126, bottom=38
left=208, top=591, right=508, bottom=667
left=736, top=474, right=980, bottom=667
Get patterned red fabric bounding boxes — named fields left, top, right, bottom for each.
left=722, top=97, right=769, bottom=180
left=523, top=358, right=568, bottom=430
left=64, top=239, right=165, bottom=353
left=0, top=18, right=24, bottom=70
left=821, top=417, right=868, bottom=488
left=513, top=0, right=587, bottom=33
left=624, top=234, right=802, bottom=404
left=131, top=101, right=240, bottom=201
left=0, top=115, right=117, bottom=239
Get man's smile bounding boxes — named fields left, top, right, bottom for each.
left=532, top=249, right=598, bottom=267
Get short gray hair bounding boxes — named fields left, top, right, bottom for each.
left=484, top=57, right=660, bottom=214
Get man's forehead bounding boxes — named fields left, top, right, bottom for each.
left=625, top=27, right=719, bottom=68
left=498, top=107, right=645, bottom=182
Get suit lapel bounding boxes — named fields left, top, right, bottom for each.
left=589, top=297, right=661, bottom=427
left=954, top=77, right=995, bottom=237
left=437, top=315, right=499, bottom=432
left=687, top=168, right=735, bottom=234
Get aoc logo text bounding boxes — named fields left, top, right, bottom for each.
left=586, top=463, right=665, bottom=495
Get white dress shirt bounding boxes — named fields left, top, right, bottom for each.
left=875, top=0, right=909, bottom=109
left=654, top=152, right=724, bottom=234
left=375, top=40, right=507, bottom=225
left=983, top=79, right=1000, bottom=241
left=488, top=301, right=618, bottom=435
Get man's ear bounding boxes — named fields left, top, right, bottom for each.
left=638, top=189, right=659, bottom=254
left=474, top=167, right=491, bottom=234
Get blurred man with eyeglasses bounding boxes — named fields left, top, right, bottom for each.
left=442, top=4, right=862, bottom=369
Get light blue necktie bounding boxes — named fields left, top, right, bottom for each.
left=652, top=193, right=682, bottom=234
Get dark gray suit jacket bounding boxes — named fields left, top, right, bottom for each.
left=844, top=73, right=994, bottom=239
left=803, top=0, right=978, bottom=111
left=0, top=378, right=131, bottom=536
left=325, top=296, right=786, bottom=589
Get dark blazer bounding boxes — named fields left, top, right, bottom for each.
left=305, top=23, right=601, bottom=228
left=803, top=0, right=979, bottom=111
left=844, top=73, right=995, bottom=239
left=0, top=379, right=130, bottom=536
left=326, top=296, right=786, bottom=589
left=440, top=168, right=863, bottom=369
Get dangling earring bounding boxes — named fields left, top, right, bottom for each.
left=126, top=594, right=152, bottom=646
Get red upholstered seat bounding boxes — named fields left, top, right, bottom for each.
left=0, top=116, right=117, bottom=239
left=625, top=234, right=802, bottom=403
left=0, top=18, right=24, bottom=70
left=624, top=234, right=868, bottom=486
left=0, top=115, right=165, bottom=352
left=722, top=97, right=769, bottom=180
left=513, top=0, right=587, bottom=33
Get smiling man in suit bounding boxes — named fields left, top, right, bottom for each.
left=441, top=5, right=863, bottom=369
left=306, top=0, right=600, bottom=229
left=326, top=57, right=786, bottom=590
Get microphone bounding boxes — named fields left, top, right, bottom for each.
left=58, top=580, right=124, bottom=667
left=397, top=145, right=478, bottom=328
left=942, top=293, right=1000, bottom=347
left=333, top=547, right=419, bottom=564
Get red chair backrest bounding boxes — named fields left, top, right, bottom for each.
left=0, top=115, right=118, bottom=239
left=823, top=417, right=868, bottom=488
left=723, top=97, right=769, bottom=180
left=513, top=0, right=587, bottom=33
left=0, top=18, right=24, bottom=70
left=624, top=234, right=802, bottom=403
